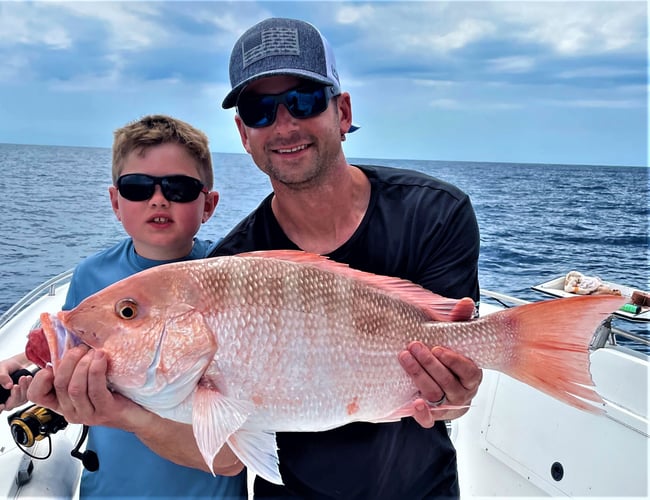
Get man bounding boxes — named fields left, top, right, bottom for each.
left=27, top=17, right=482, bottom=499
left=211, top=17, right=482, bottom=498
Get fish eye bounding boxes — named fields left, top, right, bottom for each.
left=115, top=298, right=138, bottom=320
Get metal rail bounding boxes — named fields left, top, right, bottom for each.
left=480, top=288, right=530, bottom=307
left=0, top=269, right=73, bottom=331
left=611, top=326, right=650, bottom=347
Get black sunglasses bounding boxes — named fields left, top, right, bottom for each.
left=116, top=174, right=208, bottom=203
left=236, top=85, right=338, bottom=128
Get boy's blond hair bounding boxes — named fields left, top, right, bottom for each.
left=112, top=115, right=213, bottom=189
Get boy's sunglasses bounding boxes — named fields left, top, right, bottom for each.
left=116, top=174, right=208, bottom=203
left=236, top=85, right=337, bottom=128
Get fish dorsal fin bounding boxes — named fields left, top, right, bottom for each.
left=235, top=250, right=475, bottom=322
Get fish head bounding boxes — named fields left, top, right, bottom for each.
left=54, top=265, right=218, bottom=408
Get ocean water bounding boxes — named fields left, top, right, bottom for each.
left=0, top=143, right=648, bottom=350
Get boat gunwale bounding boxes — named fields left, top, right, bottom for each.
left=0, top=269, right=73, bottom=331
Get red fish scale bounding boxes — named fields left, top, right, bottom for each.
left=199, top=257, right=446, bottom=430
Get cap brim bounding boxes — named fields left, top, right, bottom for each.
left=223, top=71, right=339, bottom=109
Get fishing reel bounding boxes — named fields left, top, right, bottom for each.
left=7, top=404, right=99, bottom=471
left=3, top=369, right=99, bottom=471
left=9, top=404, right=68, bottom=448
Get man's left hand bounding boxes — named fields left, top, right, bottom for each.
left=398, top=341, right=482, bottom=428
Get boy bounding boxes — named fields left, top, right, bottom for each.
left=0, top=115, right=247, bottom=498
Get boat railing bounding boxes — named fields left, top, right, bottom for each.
left=480, top=288, right=650, bottom=351
left=0, top=269, right=73, bottom=331
left=607, top=323, right=650, bottom=348
left=479, top=289, right=530, bottom=307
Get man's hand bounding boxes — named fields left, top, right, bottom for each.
left=398, top=341, right=482, bottom=428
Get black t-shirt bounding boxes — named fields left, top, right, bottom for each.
left=210, top=164, right=480, bottom=499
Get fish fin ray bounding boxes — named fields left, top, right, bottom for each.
left=192, top=386, right=253, bottom=474
left=488, top=295, right=626, bottom=414
left=235, top=250, right=475, bottom=321
left=227, top=428, right=282, bottom=485
left=372, top=401, right=470, bottom=423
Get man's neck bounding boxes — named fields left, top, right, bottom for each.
left=270, top=165, right=371, bottom=255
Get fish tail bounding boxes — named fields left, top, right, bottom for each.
left=492, top=295, right=626, bottom=414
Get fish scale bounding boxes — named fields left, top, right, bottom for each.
left=26, top=250, right=626, bottom=485
left=212, top=260, right=426, bottom=421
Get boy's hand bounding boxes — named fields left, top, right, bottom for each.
left=0, top=354, right=32, bottom=412
left=27, top=344, right=242, bottom=475
left=26, top=346, right=152, bottom=431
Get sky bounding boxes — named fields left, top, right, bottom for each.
left=0, top=1, right=647, bottom=167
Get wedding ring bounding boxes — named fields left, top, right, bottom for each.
left=425, top=394, right=447, bottom=407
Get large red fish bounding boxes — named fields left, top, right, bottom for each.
left=26, top=250, right=624, bottom=485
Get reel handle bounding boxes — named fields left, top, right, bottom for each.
left=0, top=369, right=34, bottom=405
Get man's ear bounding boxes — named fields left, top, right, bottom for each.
left=337, top=92, right=353, bottom=137
left=235, top=115, right=253, bottom=154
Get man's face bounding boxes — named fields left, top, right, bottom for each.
left=234, top=75, right=347, bottom=190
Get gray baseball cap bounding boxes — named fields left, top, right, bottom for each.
left=224, top=18, right=359, bottom=133
left=223, top=18, right=341, bottom=109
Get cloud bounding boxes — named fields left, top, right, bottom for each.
left=0, top=1, right=645, bottom=166
left=429, top=98, right=461, bottom=109
left=557, top=66, right=646, bottom=79
left=0, top=53, right=31, bottom=81
left=428, top=96, right=522, bottom=111
left=496, top=1, right=647, bottom=55
left=488, top=56, right=536, bottom=73
left=0, top=3, right=72, bottom=49
left=51, top=1, right=168, bottom=51
left=545, top=98, right=643, bottom=109
left=1, top=2, right=645, bottom=91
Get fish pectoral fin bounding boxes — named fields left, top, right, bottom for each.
left=227, top=428, right=282, bottom=485
left=192, top=386, right=253, bottom=475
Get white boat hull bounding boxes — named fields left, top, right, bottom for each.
left=454, top=338, right=648, bottom=497
left=0, top=275, right=82, bottom=499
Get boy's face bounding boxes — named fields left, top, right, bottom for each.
left=109, top=143, right=218, bottom=260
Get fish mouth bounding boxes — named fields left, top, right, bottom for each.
left=38, top=312, right=84, bottom=371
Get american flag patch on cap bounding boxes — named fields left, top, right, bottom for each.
left=242, top=27, right=300, bottom=68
